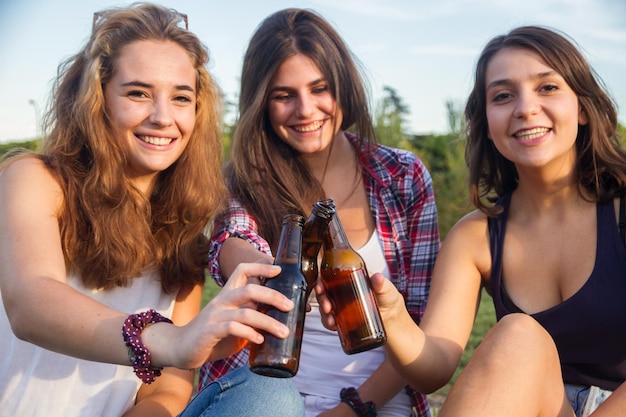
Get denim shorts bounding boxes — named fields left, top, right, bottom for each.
left=178, top=366, right=304, bottom=417
left=565, top=384, right=612, bottom=417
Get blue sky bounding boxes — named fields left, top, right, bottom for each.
left=1, top=0, right=625, bottom=143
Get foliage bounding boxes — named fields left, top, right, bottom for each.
left=0, top=139, right=40, bottom=157
left=618, top=122, right=626, bottom=146
left=220, top=96, right=237, bottom=162
left=410, top=132, right=470, bottom=239
left=374, top=90, right=472, bottom=238
left=374, top=86, right=412, bottom=150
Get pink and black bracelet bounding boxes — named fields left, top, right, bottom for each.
left=122, top=309, right=173, bottom=384
left=340, top=387, right=377, bottom=417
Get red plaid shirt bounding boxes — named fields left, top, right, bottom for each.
left=199, top=133, right=440, bottom=417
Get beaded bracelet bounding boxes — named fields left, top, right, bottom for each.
left=122, top=309, right=173, bottom=384
left=340, top=387, right=377, bottom=417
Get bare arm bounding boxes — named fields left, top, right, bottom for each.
left=0, top=157, right=293, bottom=371
left=319, top=212, right=488, bottom=394
left=218, top=237, right=273, bottom=280
left=0, top=157, right=131, bottom=364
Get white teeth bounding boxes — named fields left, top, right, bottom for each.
left=514, top=128, right=549, bottom=140
left=293, top=121, right=323, bottom=132
left=138, top=135, right=173, bottom=145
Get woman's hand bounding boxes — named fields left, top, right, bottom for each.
left=145, top=263, right=294, bottom=369
left=316, top=272, right=404, bottom=332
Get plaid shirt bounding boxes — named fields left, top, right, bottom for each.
left=199, top=132, right=440, bottom=417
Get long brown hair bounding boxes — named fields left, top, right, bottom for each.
left=464, top=25, right=626, bottom=215
left=30, top=3, right=226, bottom=291
left=226, top=8, right=376, bottom=249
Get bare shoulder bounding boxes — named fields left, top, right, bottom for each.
left=2, top=155, right=51, bottom=179
left=447, top=209, right=489, bottom=242
left=0, top=155, right=63, bottom=212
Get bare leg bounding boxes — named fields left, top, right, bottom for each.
left=439, top=313, right=574, bottom=417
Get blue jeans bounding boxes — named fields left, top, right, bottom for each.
left=178, top=366, right=304, bottom=417
left=565, top=384, right=612, bottom=417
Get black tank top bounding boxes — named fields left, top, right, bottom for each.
left=488, top=194, right=626, bottom=390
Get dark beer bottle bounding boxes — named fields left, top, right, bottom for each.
left=249, top=214, right=307, bottom=377
left=301, top=200, right=336, bottom=299
left=320, top=212, right=386, bottom=354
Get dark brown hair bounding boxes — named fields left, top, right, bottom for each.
left=465, top=25, right=625, bottom=215
left=225, top=8, right=376, bottom=249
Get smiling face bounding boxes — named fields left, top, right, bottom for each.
left=267, top=53, right=342, bottom=155
left=484, top=47, right=587, bottom=173
left=104, top=39, right=197, bottom=193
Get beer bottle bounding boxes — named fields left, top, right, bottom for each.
left=301, top=200, right=336, bottom=299
left=249, top=214, right=307, bottom=377
left=320, top=212, right=386, bottom=354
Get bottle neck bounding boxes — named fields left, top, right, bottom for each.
left=303, top=207, right=333, bottom=252
left=326, top=214, right=351, bottom=250
left=275, top=215, right=304, bottom=264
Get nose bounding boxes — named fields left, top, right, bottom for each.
left=149, top=98, right=174, bottom=127
left=295, top=94, right=314, bottom=119
left=513, top=91, right=540, bottom=119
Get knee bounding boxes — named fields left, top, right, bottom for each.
left=496, top=313, right=549, bottom=340
left=242, top=371, right=304, bottom=416
left=486, top=313, right=558, bottom=361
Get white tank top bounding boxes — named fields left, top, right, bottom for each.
left=0, top=270, right=176, bottom=417
left=294, top=230, right=411, bottom=417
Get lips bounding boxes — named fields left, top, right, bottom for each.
left=514, top=127, right=550, bottom=141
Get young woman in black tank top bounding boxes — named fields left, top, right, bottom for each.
left=317, top=26, right=626, bottom=416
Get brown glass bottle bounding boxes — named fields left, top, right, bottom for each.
left=249, top=214, right=307, bottom=377
left=301, top=200, right=336, bottom=299
left=320, top=213, right=386, bottom=354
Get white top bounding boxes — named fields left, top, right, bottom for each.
left=294, top=230, right=411, bottom=417
left=0, top=270, right=176, bottom=417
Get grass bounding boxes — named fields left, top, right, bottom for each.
left=201, top=277, right=496, bottom=413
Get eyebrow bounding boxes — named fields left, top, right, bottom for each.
left=121, top=80, right=195, bottom=93
left=269, top=77, right=326, bottom=92
left=486, top=70, right=558, bottom=91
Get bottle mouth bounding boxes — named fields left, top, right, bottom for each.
left=282, top=213, right=305, bottom=226
left=313, top=198, right=336, bottom=217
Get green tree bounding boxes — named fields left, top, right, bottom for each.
left=445, top=99, right=465, bottom=135
left=373, top=89, right=471, bottom=238
left=374, top=86, right=411, bottom=149
left=409, top=132, right=469, bottom=239
left=220, top=95, right=236, bottom=162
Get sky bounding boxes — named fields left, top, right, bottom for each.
left=0, top=0, right=625, bottom=143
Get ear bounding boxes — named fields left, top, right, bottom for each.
left=578, top=105, right=588, bottom=126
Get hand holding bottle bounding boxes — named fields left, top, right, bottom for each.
left=146, top=262, right=295, bottom=370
